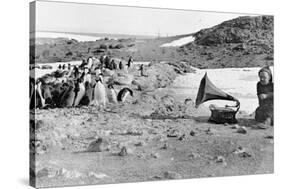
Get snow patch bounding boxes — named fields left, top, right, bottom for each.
left=161, top=36, right=194, bottom=47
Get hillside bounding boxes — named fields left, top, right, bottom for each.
left=31, top=15, right=273, bottom=69
left=178, top=15, right=273, bottom=68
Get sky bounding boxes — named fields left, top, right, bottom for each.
left=33, top=0, right=258, bottom=37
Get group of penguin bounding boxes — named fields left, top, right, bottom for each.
left=30, top=56, right=134, bottom=110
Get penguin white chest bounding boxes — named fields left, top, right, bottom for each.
left=122, top=91, right=130, bottom=102
left=94, top=82, right=106, bottom=106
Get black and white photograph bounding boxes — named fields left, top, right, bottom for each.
left=29, top=0, right=274, bottom=188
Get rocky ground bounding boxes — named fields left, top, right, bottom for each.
left=31, top=93, right=273, bottom=188
left=30, top=15, right=274, bottom=188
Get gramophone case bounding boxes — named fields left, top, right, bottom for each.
left=30, top=0, right=274, bottom=188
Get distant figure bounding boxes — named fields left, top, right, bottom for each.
left=73, top=66, right=79, bottom=79
left=67, top=63, right=71, bottom=70
left=255, top=66, right=273, bottom=126
left=127, top=56, right=133, bottom=68
left=139, top=64, right=148, bottom=77
left=119, top=61, right=124, bottom=70
left=104, top=56, right=111, bottom=69
left=62, top=64, right=66, bottom=70
left=58, top=64, right=62, bottom=70
left=109, top=59, right=116, bottom=70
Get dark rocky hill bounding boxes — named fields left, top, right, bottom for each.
left=178, top=15, right=273, bottom=68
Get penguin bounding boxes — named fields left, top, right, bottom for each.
left=73, top=77, right=86, bottom=106
left=107, top=84, right=118, bottom=103
left=35, top=80, right=53, bottom=108
left=73, top=66, right=79, bottom=79
left=117, top=87, right=133, bottom=102
left=62, top=64, right=66, bottom=70
left=94, top=68, right=102, bottom=77
left=87, top=57, right=93, bottom=69
left=97, top=73, right=104, bottom=84
left=139, top=64, right=148, bottom=77
left=30, top=77, right=37, bottom=109
left=127, top=56, right=133, bottom=68
left=79, top=81, right=94, bottom=106
left=50, top=83, right=64, bottom=107
left=93, top=77, right=107, bottom=109
left=119, top=61, right=124, bottom=70
left=60, top=80, right=76, bottom=107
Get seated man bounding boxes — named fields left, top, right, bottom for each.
left=255, top=66, right=273, bottom=126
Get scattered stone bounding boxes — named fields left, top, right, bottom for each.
left=252, top=124, right=267, bottom=130
left=239, top=151, right=252, bottom=158
left=233, top=146, right=245, bottom=154
left=135, top=141, right=146, bottom=147
left=163, top=171, right=182, bottom=179
left=56, top=168, right=83, bottom=179
left=118, top=146, right=128, bottom=156
left=231, top=124, right=240, bottom=129
left=237, top=126, right=247, bottom=134
left=205, top=127, right=213, bottom=135
left=124, top=129, right=143, bottom=136
left=86, top=138, right=103, bottom=152
left=147, top=129, right=158, bottom=135
left=215, top=156, right=225, bottom=163
left=189, top=152, right=201, bottom=159
left=160, top=143, right=169, bottom=150
left=37, top=168, right=50, bottom=178
left=35, top=120, right=44, bottom=130
left=190, top=130, right=196, bottom=136
left=87, top=117, right=93, bottom=122
left=88, top=172, right=108, bottom=179
left=224, top=123, right=230, bottom=126
left=178, top=134, right=187, bottom=141
left=265, top=135, right=273, bottom=139
left=151, top=152, right=160, bottom=158
left=167, top=129, right=181, bottom=137
left=233, top=146, right=251, bottom=157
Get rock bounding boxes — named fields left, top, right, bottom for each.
left=160, top=143, right=169, bottom=150
left=56, top=168, right=83, bottom=179
left=215, top=156, right=225, bottom=163
left=88, top=172, right=108, bottom=179
left=178, top=134, right=187, bottom=141
left=36, top=168, right=50, bottom=178
left=125, top=129, right=143, bottom=136
left=265, top=135, right=273, bottom=139
left=87, top=117, right=93, bottom=122
left=163, top=171, right=182, bottom=179
left=35, top=120, right=45, bottom=130
left=118, top=146, right=128, bottom=156
left=151, top=152, right=160, bottom=159
left=113, top=74, right=134, bottom=85
left=135, top=141, right=146, bottom=147
left=231, top=124, right=240, bottom=129
left=87, top=138, right=105, bottom=152
left=237, top=126, right=247, bottom=134
left=233, top=146, right=245, bottom=154
left=238, top=151, right=252, bottom=158
left=167, top=129, right=181, bottom=138
left=189, top=152, right=201, bottom=159
left=205, top=127, right=213, bottom=135
left=190, top=130, right=196, bottom=136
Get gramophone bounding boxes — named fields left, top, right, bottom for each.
left=195, top=73, right=240, bottom=124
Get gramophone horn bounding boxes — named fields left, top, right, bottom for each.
left=195, top=73, right=236, bottom=107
